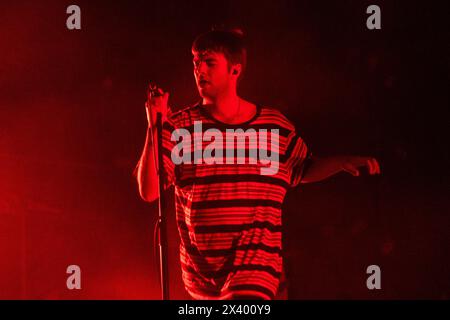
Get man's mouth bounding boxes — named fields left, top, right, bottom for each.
left=198, top=80, right=210, bottom=87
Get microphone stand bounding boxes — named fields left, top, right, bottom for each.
left=147, top=85, right=170, bottom=300
left=155, top=112, right=170, bottom=300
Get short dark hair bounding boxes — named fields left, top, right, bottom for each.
left=192, top=28, right=247, bottom=78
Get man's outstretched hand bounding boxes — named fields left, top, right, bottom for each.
left=341, top=156, right=381, bottom=177
left=301, top=155, right=381, bottom=184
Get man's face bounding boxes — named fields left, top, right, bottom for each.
left=193, top=50, right=233, bottom=99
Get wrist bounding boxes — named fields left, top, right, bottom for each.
left=336, top=155, right=351, bottom=170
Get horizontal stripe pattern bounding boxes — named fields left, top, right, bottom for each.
left=162, top=104, right=310, bottom=299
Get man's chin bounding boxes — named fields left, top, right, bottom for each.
left=198, top=88, right=214, bottom=99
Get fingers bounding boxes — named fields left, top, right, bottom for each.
left=343, top=156, right=381, bottom=177
left=145, top=87, right=170, bottom=127
left=367, top=158, right=374, bottom=174
left=373, top=158, right=381, bottom=174
left=343, top=165, right=360, bottom=176
left=162, top=92, right=169, bottom=111
left=366, top=158, right=381, bottom=175
left=147, top=83, right=163, bottom=98
left=146, top=91, right=169, bottom=111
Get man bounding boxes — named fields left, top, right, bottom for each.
left=135, top=29, right=381, bottom=300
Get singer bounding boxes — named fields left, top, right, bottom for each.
left=134, top=28, right=381, bottom=300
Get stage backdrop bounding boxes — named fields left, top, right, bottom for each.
left=0, top=0, right=448, bottom=299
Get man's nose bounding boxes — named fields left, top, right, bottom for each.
left=195, top=62, right=207, bottom=75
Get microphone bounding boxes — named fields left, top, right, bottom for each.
left=147, top=82, right=164, bottom=99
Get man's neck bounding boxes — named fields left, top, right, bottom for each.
left=203, top=92, right=241, bottom=122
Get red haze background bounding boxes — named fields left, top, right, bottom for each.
left=0, top=0, right=448, bottom=299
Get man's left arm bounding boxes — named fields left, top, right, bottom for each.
left=300, top=155, right=381, bottom=184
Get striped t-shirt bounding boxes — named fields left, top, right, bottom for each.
left=161, top=103, right=311, bottom=300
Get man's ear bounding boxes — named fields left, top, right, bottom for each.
left=231, top=64, right=242, bottom=76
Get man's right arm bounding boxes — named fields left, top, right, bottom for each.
left=135, top=126, right=160, bottom=202
left=135, top=86, right=170, bottom=202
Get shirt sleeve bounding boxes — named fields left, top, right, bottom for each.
left=286, top=131, right=313, bottom=188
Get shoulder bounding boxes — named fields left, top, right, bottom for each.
left=258, top=106, right=297, bottom=132
left=167, top=102, right=203, bottom=127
